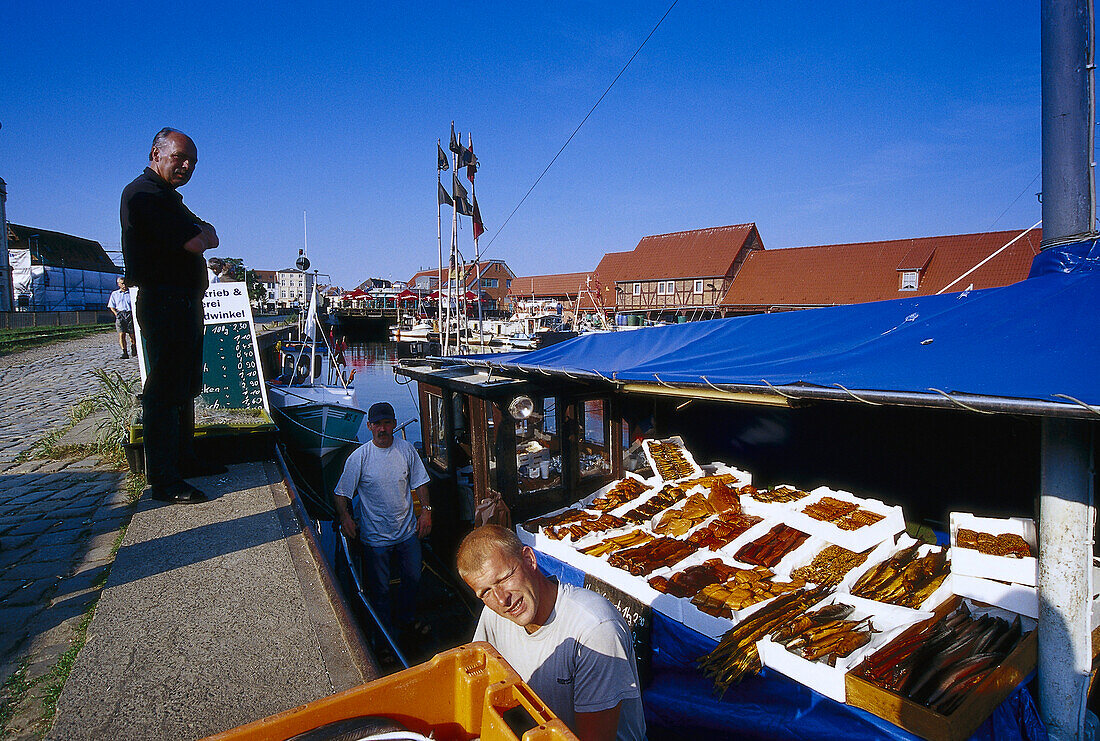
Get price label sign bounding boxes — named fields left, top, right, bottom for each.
left=132, top=281, right=270, bottom=422
left=197, top=282, right=269, bottom=411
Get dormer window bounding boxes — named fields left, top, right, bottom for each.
left=900, top=271, right=919, bottom=291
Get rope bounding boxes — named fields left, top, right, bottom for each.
left=927, top=388, right=995, bottom=414
left=653, top=373, right=676, bottom=389
left=478, top=0, right=679, bottom=260
left=269, top=404, right=365, bottom=446
left=937, top=220, right=1042, bottom=294
left=833, top=383, right=885, bottom=406
left=760, top=378, right=800, bottom=400
left=1052, top=393, right=1100, bottom=417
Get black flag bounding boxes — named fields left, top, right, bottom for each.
left=452, top=173, right=473, bottom=216
left=438, top=181, right=453, bottom=206
left=437, top=141, right=449, bottom=171
left=472, top=196, right=485, bottom=239
left=449, top=122, right=465, bottom=156
left=464, top=133, right=478, bottom=180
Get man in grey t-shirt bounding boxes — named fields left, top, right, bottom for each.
left=335, top=401, right=432, bottom=636
left=458, top=525, right=646, bottom=741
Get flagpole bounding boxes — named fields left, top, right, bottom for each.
left=468, top=132, right=484, bottom=347
left=436, top=141, right=444, bottom=347
left=449, top=148, right=459, bottom=355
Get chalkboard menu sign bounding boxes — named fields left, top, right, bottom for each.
left=133, top=282, right=269, bottom=411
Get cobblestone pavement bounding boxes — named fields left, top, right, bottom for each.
left=0, top=332, right=140, bottom=739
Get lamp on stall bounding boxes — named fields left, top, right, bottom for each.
left=508, top=396, right=534, bottom=420
left=508, top=396, right=539, bottom=420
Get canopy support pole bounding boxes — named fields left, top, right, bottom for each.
left=1038, top=418, right=1095, bottom=740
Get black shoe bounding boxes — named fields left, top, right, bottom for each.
left=118, top=353, right=129, bottom=359
left=149, top=481, right=208, bottom=504
left=179, top=459, right=228, bottom=478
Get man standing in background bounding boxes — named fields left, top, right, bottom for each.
left=121, top=127, right=221, bottom=504
left=107, top=276, right=136, bottom=359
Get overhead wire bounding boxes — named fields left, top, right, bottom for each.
left=479, top=0, right=679, bottom=260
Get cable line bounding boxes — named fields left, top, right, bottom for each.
left=480, top=0, right=679, bottom=259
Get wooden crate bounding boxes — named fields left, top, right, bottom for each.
left=845, top=595, right=1037, bottom=741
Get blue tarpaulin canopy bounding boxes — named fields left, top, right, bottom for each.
left=459, top=241, right=1100, bottom=418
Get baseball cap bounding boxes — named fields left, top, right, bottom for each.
left=368, top=401, right=396, bottom=423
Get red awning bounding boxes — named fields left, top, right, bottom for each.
left=396, top=289, right=418, bottom=302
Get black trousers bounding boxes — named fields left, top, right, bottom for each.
left=136, top=287, right=204, bottom=486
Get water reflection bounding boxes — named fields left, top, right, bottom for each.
left=344, top=341, right=422, bottom=444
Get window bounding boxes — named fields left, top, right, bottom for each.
left=633, top=283, right=641, bottom=295
left=578, top=399, right=611, bottom=479
left=425, top=391, right=448, bottom=468
left=900, top=271, right=919, bottom=291
left=506, top=279, right=512, bottom=288
left=665, top=281, right=676, bottom=295
left=481, top=278, right=498, bottom=288
left=656, top=282, right=666, bottom=296
left=694, top=279, right=704, bottom=294
left=515, top=396, right=560, bottom=494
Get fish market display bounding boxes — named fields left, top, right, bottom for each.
left=653, top=493, right=722, bottom=537
left=649, top=559, right=743, bottom=599
left=802, top=496, right=886, bottom=530
left=698, top=586, right=830, bottom=695
left=790, top=544, right=870, bottom=587
left=621, top=482, right=691, bottom=523
left=771, top=602, right=877, bottom=666
left=686, top=511, right=763, bottom=550
left=748, top=485, right=811, bottom=504
left=691, top=566, right=807, bottom=615
left=735, top=524, right=810, bottom=567
left=854, top=600, right=1026, bottom=715
left=521, top=508, right=593, bottom=534
left=590, top=477, right=649, bottom=511
left=849, top=544, right=949, bottom=608
left=608, top=536, right=699, bottom=576
left=647, top=440, right=697, bottom=480
left=577, top=529, right=654, bottom=558
left=546, top=513, right=627, bottom=540
left=955, top=529, right=1033, bottom=558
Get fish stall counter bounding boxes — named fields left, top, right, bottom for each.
left=516, top=438, right=1049, bottom=741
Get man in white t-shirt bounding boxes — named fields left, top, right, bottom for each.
left=458, top=525, right=646, bottom=741
left=107, top=276, right=136, bottom=359
left=335, top=401, right=432, bottom=636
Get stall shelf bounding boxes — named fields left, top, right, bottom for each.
left=531, top=549, right=1045, bottom=741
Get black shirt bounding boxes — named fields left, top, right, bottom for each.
left=120, top=167, right=207, bottom=294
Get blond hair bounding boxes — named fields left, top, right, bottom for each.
left=456, top=525, right=523, bottom=580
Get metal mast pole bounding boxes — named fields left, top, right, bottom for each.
left=448, top=150, right=459, bottom=356
left=1038, top=1, right=1096, bottom=738
left=469, top=134, right=484, bottom=346
left=437, top=141, right=444, bottom=344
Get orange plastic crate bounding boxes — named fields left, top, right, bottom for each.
left=202, top=642, right=576, bottom=741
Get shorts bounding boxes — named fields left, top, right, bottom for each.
left=115, top=310, right=134, bottom=334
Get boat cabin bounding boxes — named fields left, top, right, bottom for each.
left=396, top=361, right=658, bottom=527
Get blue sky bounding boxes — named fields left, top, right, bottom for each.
left=2, top=2, right=1040, bottom=288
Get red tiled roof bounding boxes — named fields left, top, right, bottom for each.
left=408, top=259, right=514, bottom=286
left=253, top=269, right=277, bottom=283
left=509, top=272, right=595, bottom=298
left=592, top=251, right=635, bottom=308
left=720, top=229, right=1041, bottom=309
left=604, top=223, right=760, bottom=282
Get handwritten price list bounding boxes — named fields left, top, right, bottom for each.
left=201, top=321, right=265, bottom=409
